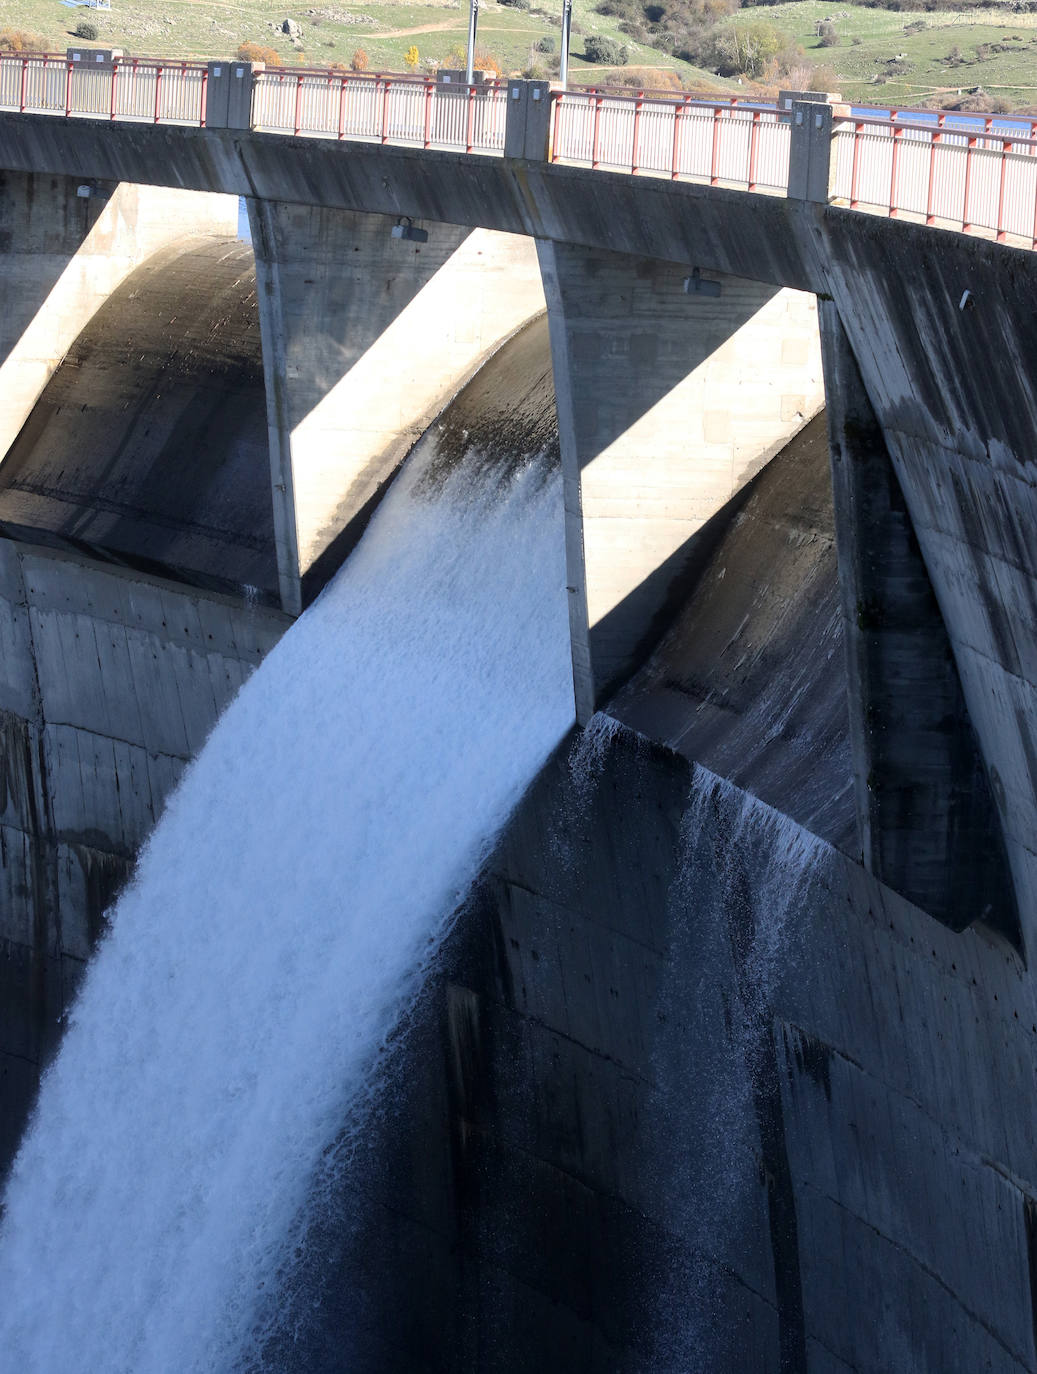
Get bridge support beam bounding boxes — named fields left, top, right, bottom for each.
left=0, top=173, right=238, bottom=462
left=820, top=301, right=1016, bottom=936
left=248, top=203, right=546, bottom=614
left=537, top=241, right=824, bottom=722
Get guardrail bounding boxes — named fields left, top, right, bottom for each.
left=251, top=67, right=507, bottom=153
left=832, top=113, right=1037, bottom=247
left=0, top=52, right=208, bottom=124
left=1, top=50, right=1036, bottom=250
left=550, top=89, right=789, bottom=192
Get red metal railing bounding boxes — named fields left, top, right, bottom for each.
left=549, top=87, right=789, bottom=193
left=832, top=112, right=1037, bottom=249
left=0, top=51, right=209, bottom=124
left=250, top=65, right=507, bottom=154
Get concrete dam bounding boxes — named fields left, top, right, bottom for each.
left=1, top=65, right=1037, bottom=1372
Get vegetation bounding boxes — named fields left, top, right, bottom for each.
left=73, top=21, right=98, bottom=42
left=0, top=0, right=1033, bottom=106
left=584, top=32, right=629, bottom=61
left=236, top=42, right=281, bottom=65
left=0, top=27, right=47, bottom=52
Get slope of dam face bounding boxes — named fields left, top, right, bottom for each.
left=613, top=412, right=854, bottom=852
left=0, top=236, right=277, bottom=600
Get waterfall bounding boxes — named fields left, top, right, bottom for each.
left=0, top=445, right=574, bottom=1373
left=652, top=766, right=826, bottom=1372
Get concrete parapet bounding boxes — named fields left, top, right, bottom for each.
left=504, top=79, right=552, bottom=161
left=538, top=239, right=824, bottom=720
left=248, top=202, right=546, bottom=612
left=205, top=61, right=255, bottom=130
left=0, top=174, right=238, bottom=462
left=820, top=300, right=1017, bottom=936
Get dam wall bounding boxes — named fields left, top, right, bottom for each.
left=810, top=212, right=1037, bottom=953
left=248, top=419, right=1037, bottom=1373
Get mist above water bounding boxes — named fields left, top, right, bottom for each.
left=0, top=444, right=574, bottom=1374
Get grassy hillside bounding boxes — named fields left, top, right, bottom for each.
left=761, top=0, right=1037, bottom=108
left=1, top=0, right=1034, bottom=106
left=0, top=0, right=733, bottom=91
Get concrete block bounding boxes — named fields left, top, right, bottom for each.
left=205, top=62, right=254, bottom=131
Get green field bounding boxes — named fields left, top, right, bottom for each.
left=1, top=0, right=1035, bottom=106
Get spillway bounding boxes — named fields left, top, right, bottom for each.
left=0, top=439, right=574, bottom=1372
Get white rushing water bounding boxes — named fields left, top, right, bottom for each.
left=0, top=448, right=574, bottom=1373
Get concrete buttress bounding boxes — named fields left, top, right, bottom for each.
left=0, top=173, right=238, bottom=461
left=537, top=240, right=825, bottom=720
left=246, top=203, right=546, bottom=613
left=820, top=301, right=1017, bottom=937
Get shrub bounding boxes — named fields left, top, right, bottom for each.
left=474, top=49, right=503, bottom=76
left=584, top=34, right=628, bottom=64
left=237, top=42, right=280, bottom=65
left=350, top=48, right=369, bottom=71
left=0, top=28, right=48, bottom=53
left=818, top=21, right=839, bottom=46
left=74, top=22, right=99, bottom=41
left=404, top=44, right=420, bottom=70
left=535, top=35, right=556, bottom=53
left=499, top=0, right=531, bottom=7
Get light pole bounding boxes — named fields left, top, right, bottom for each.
left=559, top=0, right=573, bottom=88
left=465, top=0, right=480, bottom=84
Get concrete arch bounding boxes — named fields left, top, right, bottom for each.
left=0, top=173, right=239, bottom=462
left=248, top=202, right=548, bottom=613
left=0, top=235, right=278, bottom=601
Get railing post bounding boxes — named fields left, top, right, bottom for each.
left=154, top=62, right=162, bottom=123
left=849, top=120, right=863, bottom=208
left=996, top=138, right=1010, bottom=242
left=631, top=91, right=643, bottom=174
left=339, top=74, right=348, bottom=140
left=787, top=99, right=835, bottom=203
left=925, top=122, right=943, bottom=225
left=669, top=97, right=685, bottom=180
left=64, top=57, right=73, bottom=117
left=550, top=89, right=562, bottom=162
left=110, top=58, right=118, bottom=121
left=19, top=55, right=27, bottom=114
left=199, top=65, right=208, bottom=127
left=293, top=71, right=303, bottom=137
left=709, top=104, right=721, bottom=185
left=747, top=108, right=761, bottom=191
left=888, top=123, right=903, bottom=217
left=594, top=94, right=604, bottom=171
left=962, top=135, right=978, bottom=233
left=381, top=78, right=391, bottom=144
left=465, top=81, right=476, bottom=154
left=423, top=78, right=433, bottom=148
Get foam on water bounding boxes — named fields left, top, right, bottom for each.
left=0, top=448, right=574, bottom=1373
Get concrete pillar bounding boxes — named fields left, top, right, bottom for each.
left=787, top=100, right=836, bottom=204
left=0, top=173, right=239, bottom=461
left=247, top=203, right=546, bottom=613
left=820, top=300, right=1017, bottom=937
left=537, top=240, right=825, bottom=721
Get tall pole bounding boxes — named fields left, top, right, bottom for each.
left=559, top=0, right=572, bottom=89
left=465, top=0, right=479, bottom=84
